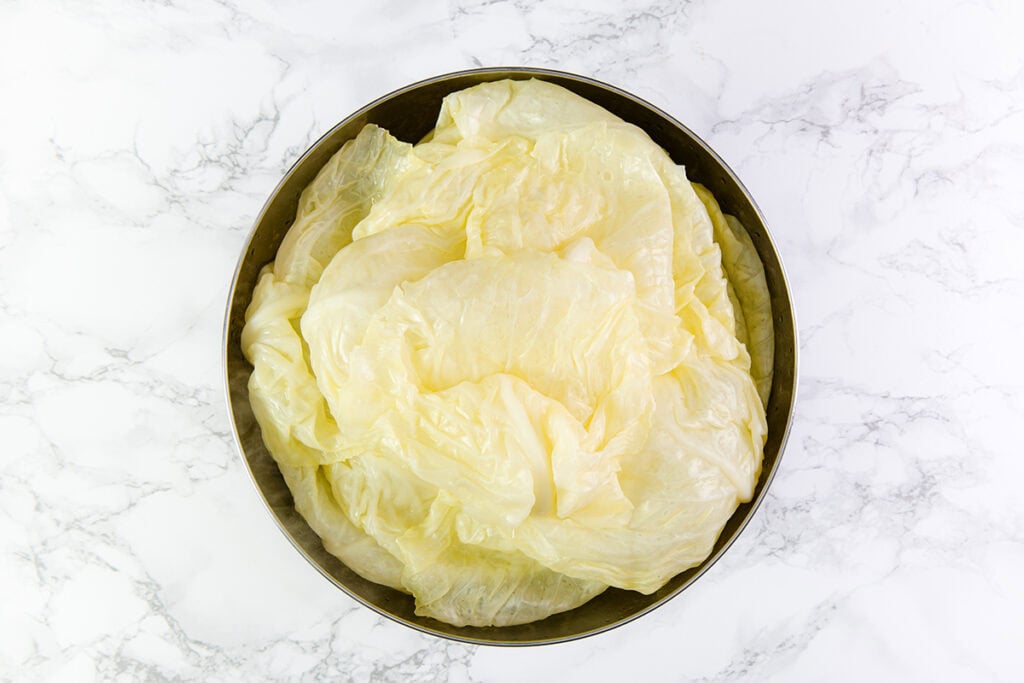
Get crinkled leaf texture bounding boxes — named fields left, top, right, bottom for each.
left=241, top=79, right=770, bottom=627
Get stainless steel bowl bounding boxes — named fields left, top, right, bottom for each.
left=224, top=67, right=798, bottom=646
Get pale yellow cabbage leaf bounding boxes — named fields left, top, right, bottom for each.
left=242, top=79, right=769, bottom=626
left=692, top=183, right=775, bottom=406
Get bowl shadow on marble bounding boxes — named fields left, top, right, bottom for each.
left=224, top=67, right=798, bottom=646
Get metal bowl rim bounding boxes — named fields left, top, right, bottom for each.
left=222, top=65, right=799, bottom=646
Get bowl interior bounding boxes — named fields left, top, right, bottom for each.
left=224, top=68, right=797, bottom=645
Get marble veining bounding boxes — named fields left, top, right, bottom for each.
left=1, top=0, right=1022, bottom=680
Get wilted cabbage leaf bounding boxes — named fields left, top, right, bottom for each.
left=242, top=79, right=770, bottom=627
left=691, top=183, right=775, bottom=407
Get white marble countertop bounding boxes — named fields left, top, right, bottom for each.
left=2, top=0, right=1023, bottom=680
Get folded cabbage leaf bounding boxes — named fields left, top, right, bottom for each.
left=243, top=79, right=770, bottom=626
left=692, top=183, right=775, bottom=406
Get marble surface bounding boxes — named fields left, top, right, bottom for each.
left=2, top=0, right=1023, bottom=680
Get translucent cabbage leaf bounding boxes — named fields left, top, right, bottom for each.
left=692, top=183, right=775, bottom=406
left=242, top=79, right=769, bottom=626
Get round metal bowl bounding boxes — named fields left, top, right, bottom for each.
left=224, top=67, right=797, bottom=646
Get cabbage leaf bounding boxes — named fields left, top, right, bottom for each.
left=242, top=79, right=770, bottom=626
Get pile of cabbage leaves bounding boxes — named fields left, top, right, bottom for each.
left=242, top=79, right=773, bottom=627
